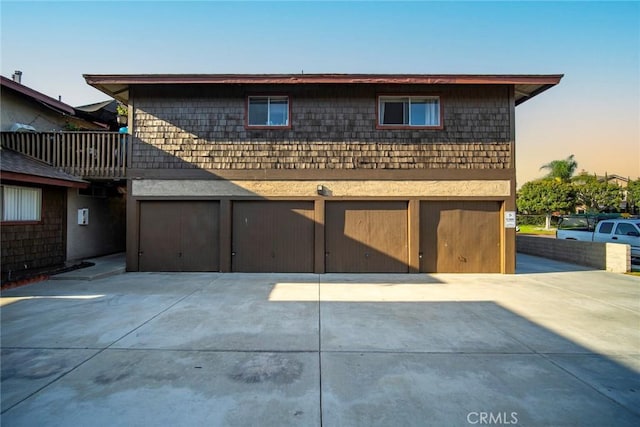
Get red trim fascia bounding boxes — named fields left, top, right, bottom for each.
left=1, top=220, right=42, bottom=226
left=0, top=172, right=89, bottom=188
left=375, top=94, right=444, bottom=130
left=84, top=73, right=564, bottom=86
left=0, top=221, right=42, bottom=227
left=244, top=94, right=292, bottom=130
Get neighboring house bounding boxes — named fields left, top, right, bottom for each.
left=74, top=99, right=121, bottom=131
left=0, top=73, right=105, bottom=131
left=573, top=173, right=633, bottom=213
left=1, top=74, right=127, bottom=282
left=600, top=174, right=631, bottom=211
left=0, top=148, right=88, bottom=281
left=601, top=174, right=630, bottom=189
left=85, top=73, right=562, bottom=274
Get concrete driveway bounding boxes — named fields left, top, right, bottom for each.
left=1, top=254, right=639, bottom=426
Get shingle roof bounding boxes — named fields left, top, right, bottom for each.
left=0, top=148, right=88, bottom=187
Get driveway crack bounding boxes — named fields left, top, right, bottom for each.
left=1, top=288, right=200, bottom=415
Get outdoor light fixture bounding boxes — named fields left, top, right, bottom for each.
left=317, top=185, right=326, bottom=196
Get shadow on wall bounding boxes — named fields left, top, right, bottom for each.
left=130, top=84, right=512, bottom=172
left=516, top=252, right=597, bottom=274
left=129, top=115, right=417, bottom=273
left=127, top=84, right=511, bottom=273
left=67, top=184, right=126, bottom=261
left=132, top=178, right=414, bottom=273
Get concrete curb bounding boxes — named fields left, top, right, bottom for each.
left=50, top=253, right=126, bottom=281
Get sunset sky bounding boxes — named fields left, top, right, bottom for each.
left=1, top=1, right=638, bottom=185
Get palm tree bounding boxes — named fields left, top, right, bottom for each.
left=540, top=154, right=578, bottom=182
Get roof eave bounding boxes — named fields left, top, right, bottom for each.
left=0, top=171, right=89, bottom=188
left=83, top=73, right=563, bottom=104
left=515, top=83, right=558, bottom=106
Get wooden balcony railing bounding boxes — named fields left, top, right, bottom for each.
left=1, top=132, right=128, bottom=179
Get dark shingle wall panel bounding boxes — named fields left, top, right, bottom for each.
left=132, top=84, right=512, bottom=170
left=1, top=186, right=66, bottom=278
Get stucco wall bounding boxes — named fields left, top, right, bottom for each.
left=0, top=89, right=103, bottom=132
left=66, top=188, right=126, bottom=261
left=131, top=84, right=513, bottom=171
left=132, top=179, right=511, bottom=198
left=1, top=90, right=69, bottom=131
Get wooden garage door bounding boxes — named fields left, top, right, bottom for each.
left=232, top=201, right=314, bottom=272
left=139, top=201, right=220, bottom=272
left=420, top=201, right=501, bottom=273
left=326, top=201, right=408, bottom=273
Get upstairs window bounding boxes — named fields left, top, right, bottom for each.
left=247, top=96, right=290, bottom=128
left=378, top=96, right=441, bottom=128
left=1, top=185, right=41, bottom=222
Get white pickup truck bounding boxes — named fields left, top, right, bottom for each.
left=556, top=217, right=640, bottom=264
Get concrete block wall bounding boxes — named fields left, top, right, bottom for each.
left=516, top=235, right=631, bottom=273
left=605, top=242, right=631, bottom=273
left=131, top=84, right=512, bottom=170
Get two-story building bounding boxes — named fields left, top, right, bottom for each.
left=1, top=74, right=126, bottom=282
left=85, top=73, right=562, bottom=274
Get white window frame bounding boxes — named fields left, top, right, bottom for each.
left=246, top=95, right=290, bottom=128
left=1, top=185, right=42, bottom=222
left=377, top=95, right=441, bottom=128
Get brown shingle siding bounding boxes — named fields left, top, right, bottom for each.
left=131, top=141, right=510, bottom=170
left=132, top=84, right=512, bottom=170
left=1, top=186, right=66, bottom=279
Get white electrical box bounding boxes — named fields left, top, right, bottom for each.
left=78, top=208, right=89, bottom=225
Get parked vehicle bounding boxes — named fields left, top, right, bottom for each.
left=557, top=216, right=640, bottom=264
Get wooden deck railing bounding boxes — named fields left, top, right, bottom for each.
left=1, top=132, right=128, bottom=179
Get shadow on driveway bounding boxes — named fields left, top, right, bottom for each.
left=1, top=258, right=639, bottom=426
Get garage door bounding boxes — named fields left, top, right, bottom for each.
left=232, top=201, right=314, bottom=272
left=138, top=201, right=220, bottom=272
left=420, top=201, right=501, bottom=273
left=326, top=201, right=408, bottom=273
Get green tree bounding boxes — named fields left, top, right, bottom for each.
left=573, top=175, right=623, bottom=213
left=540, top=154, right=578, bottom=182
left=627, top=179, right=640, bottom=214
left=517, top=179, right=576, bottom=229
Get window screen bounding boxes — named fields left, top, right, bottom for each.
left=248, top=96, right=289, bottom=127
left=1, top=185, right=42, bottom=222
left=378, top=96, right=440, bottom=127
